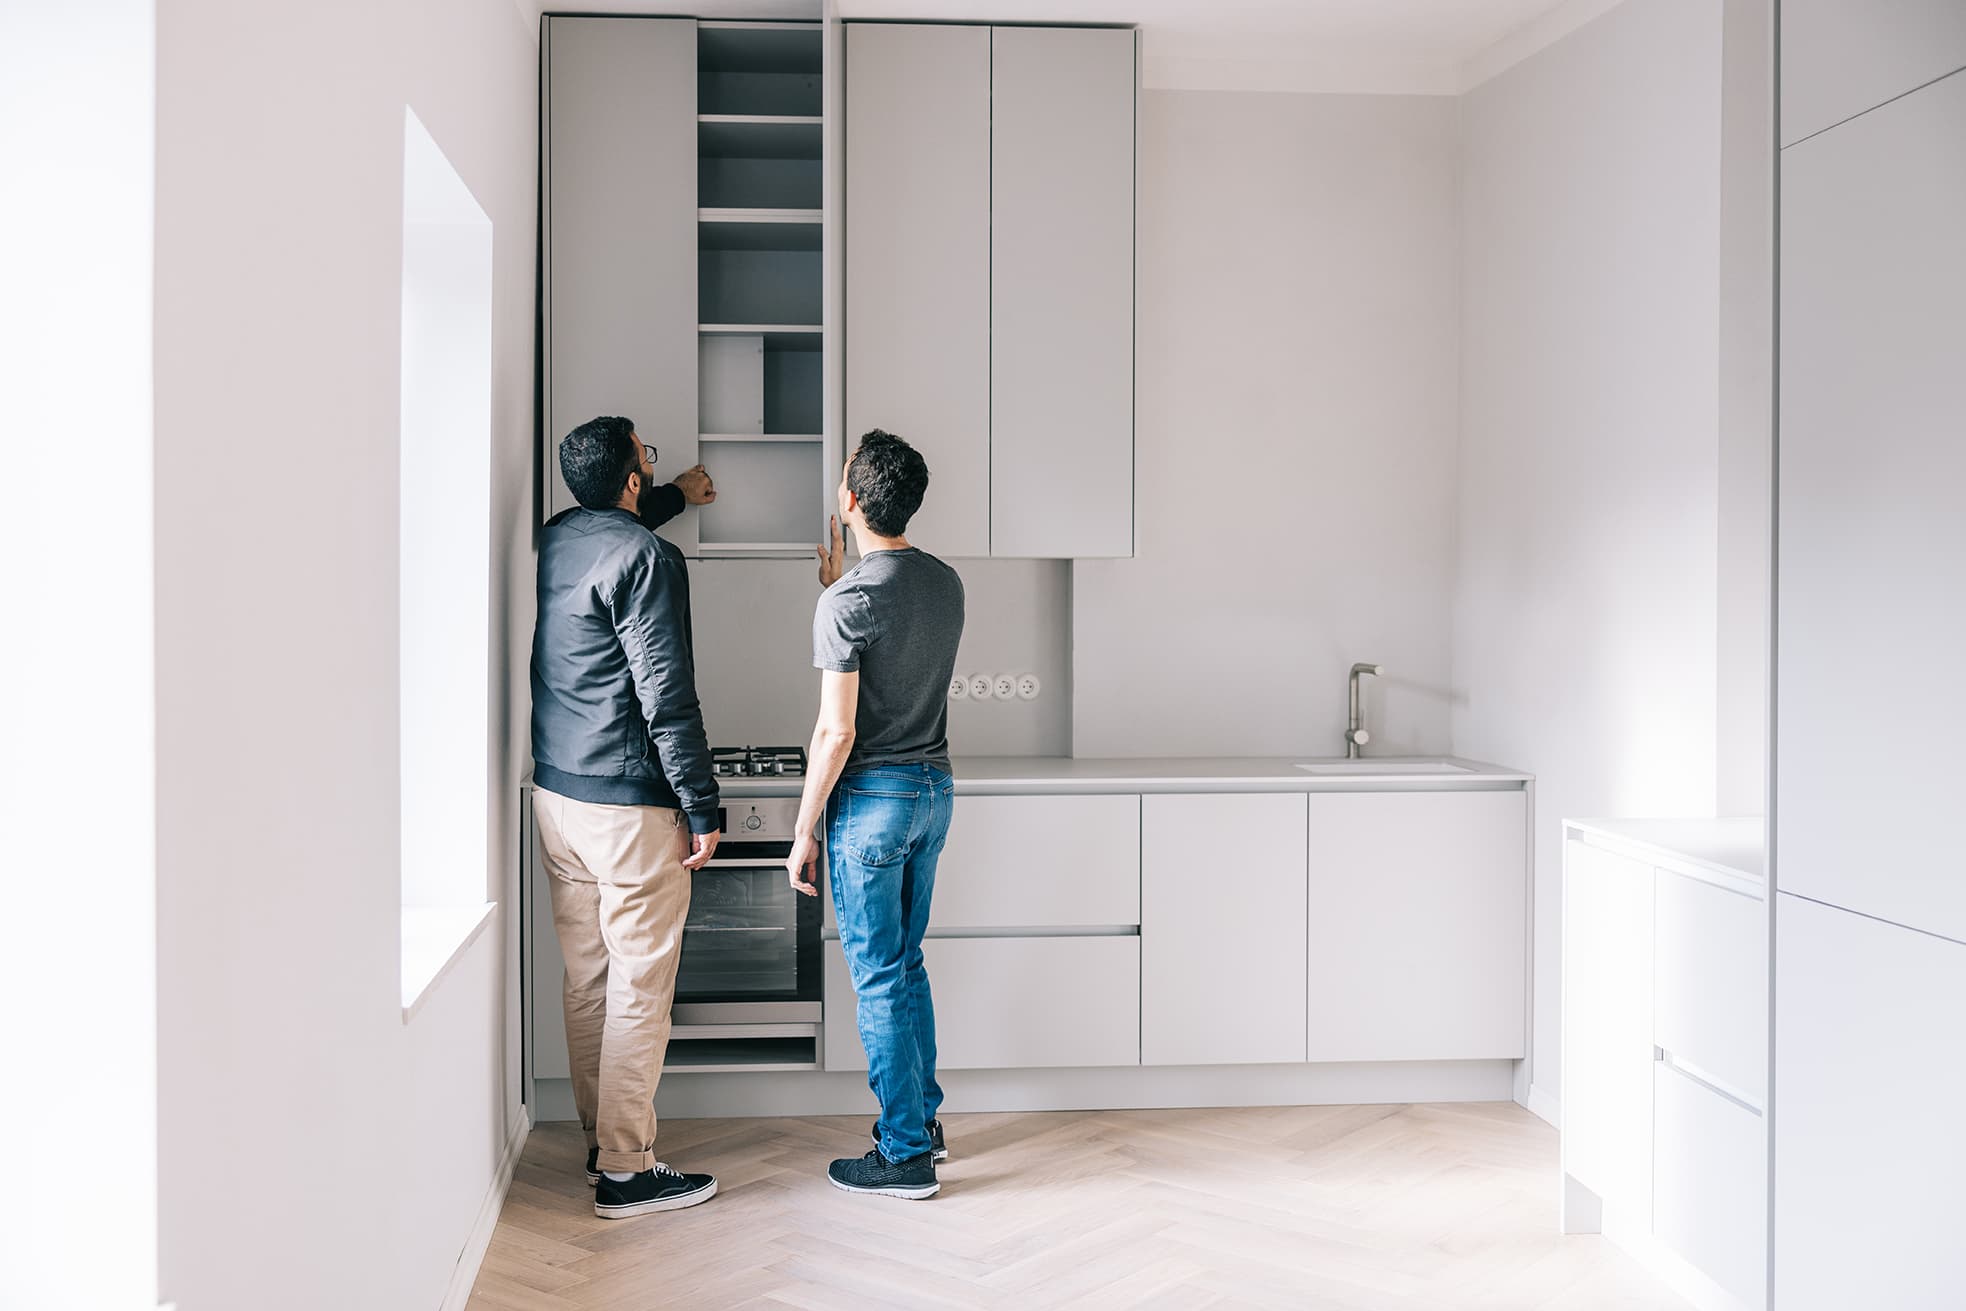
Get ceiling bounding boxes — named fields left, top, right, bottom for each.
left=529, top=0, right=1615, bottom=94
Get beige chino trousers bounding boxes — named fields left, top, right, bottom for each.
left=532, top=786, right=692, bottom=1174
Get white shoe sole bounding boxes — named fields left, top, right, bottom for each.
left=828, top=1175, right=940, bottom=1200
left=594, top=1179, right=717, bottom=1218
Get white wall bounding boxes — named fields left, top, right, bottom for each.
left=0, top=4, right=159, bottom=1307
left=1073, top=90, right=1462, bottom=759
left=1453, top=0, right=1724, bottom=1107
left=151, top=0, right=537, bottom=1305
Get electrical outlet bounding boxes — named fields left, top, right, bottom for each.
left=991, top=674, right=1017, bottom=701
left=948, top=675, right=969, bottom=701
left=966, top=673, right=994, bottom=701
left=1016, top=673, right=1042, bottom=701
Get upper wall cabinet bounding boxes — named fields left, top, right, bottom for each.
left=843, top=23, right=992, bottom=558
left=544, top=17, right=699, bottom=549
left=989, top=26, right=1136, bottom=559
left=545, top=18, right=831, bottom=556
left=844, top=23, right=1136, bottom=559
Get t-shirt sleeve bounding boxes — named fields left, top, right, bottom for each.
left=813, top=584, right=874, bottom=673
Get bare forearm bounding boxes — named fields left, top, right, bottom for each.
left=795, top=722, right=855, bottom=838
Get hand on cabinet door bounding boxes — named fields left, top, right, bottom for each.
left=816, top=515, right=845, bottom=589
left=671, top=464, right=716, bottom=506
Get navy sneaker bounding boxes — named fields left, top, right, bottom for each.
left=585, top=1147, right=600, bottom=1187
left=593, top=1163, right=717, bottom=1218
left=828, top=1147, right=939, bottom=1200
left=870, top=1118, right=948, bottom=1163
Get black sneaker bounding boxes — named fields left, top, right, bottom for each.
left=828, top=1147, right=939, bottom=1200
left=593, top=1163, right=717, bottom=1218
left=870, top=1118, right=948, bottom=1164
left=585, top=1147, right=600, bottom=1187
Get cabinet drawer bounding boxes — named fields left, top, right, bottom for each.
left=931, top=795, right=1140, bottom=928
left=1654, top=1061, right=1767, bottom=1307
left=1655, top=869, right=1767, bottom=1105
left=823, top=935, right=1139, bottom=1071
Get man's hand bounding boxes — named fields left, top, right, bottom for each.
left=683, top=827, right=720, bottom=871
left=672, top=465, right=716, bottom=506
left=786, top=829, right=821, bottom=897
left=816, top=515, right=844, bottom=589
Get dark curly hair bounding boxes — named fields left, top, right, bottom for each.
left=847, top=429, right=930, bottom=538
left=559, top=416, right=640, bottom=510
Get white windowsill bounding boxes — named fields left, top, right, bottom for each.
left=401, top=901, right=497, bottom=1022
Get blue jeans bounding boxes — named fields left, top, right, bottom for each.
left=827, top=763, right=955, bottom=1163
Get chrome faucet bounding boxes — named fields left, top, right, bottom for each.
left=1346, top=663, right=1382, bottom=758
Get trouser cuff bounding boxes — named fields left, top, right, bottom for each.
left=597, top=1147, right=656, bottom=1174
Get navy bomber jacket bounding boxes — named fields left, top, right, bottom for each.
left=529, top=487, right=720, bottom=833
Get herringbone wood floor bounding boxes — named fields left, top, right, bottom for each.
left=467, top=1103, right=1688, bottom=1310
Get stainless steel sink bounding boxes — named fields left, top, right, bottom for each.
left=1295, top=758, right=1474, bottom=775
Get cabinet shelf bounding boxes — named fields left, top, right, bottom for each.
left=699, top=324, right=822, bottom=348
left=700, top=432, right=823, bottom=443
left=699, top=210, right=822, bottom=252
left=699, top=115, right=822, bottom=160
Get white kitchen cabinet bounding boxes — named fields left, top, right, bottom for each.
left=543, top=17, right=699, bottom=543
left=1655, top=867, right=1765, bottom=1104
left=1560, top=837, right=1656, bottom=1234
left=1141, top=793, right=1308, bottom=1066
left=1780, top=0, right=1966, bottom=146
left=1304, top=791, right=1526, bottom=1062
left=823, top=936, right=1139, bottom=1071
left=1654, top=1060, right=1766, bottom=1310
left=841, top=21, right=1134, bottom=560
left=1778, top=70, right=1966, bottom=944
left=988, top=26, right=1136, bottom=559
left=1563, top=821, right=1770, bottom=1311
left=926, top=794, right=1139, bottom=930
left=842, top=23, right=990, bottom=558
left=1775, top=893, right=1966, bottom=1311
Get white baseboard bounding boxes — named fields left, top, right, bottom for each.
left=440, top=1105, right=532, bottom=1311
left=1525, top=1083, right=1559, bottom=1127
left=537, top=1059, right=1518, bottom=1123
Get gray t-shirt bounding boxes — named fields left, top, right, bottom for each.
left=812, top=548, right=966, bottom=773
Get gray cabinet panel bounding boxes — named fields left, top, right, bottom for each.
left=1305, top=791, right=1526, bottom=1062
left=1141, top=793, right=1307, bottom=1066
left=844, top=23, right=990, bottom=558
left=1775, top=894, right=1966, bottom=1309
left=545, top=17, right=699, bottom=550
left=1781, top=0, right=1966, bottom=146
left=989, top=26, right=1135, bottom=559
left=1778, top=72, right=1966, bottom=941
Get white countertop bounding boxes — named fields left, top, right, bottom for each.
left=720, top=755, right=1531, bottom=797
left=1564, top=816, right=1767, bottom=885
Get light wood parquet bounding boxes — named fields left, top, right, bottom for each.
left=467, top=1103, right=1689, bottom=1310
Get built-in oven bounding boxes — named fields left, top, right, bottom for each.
left=669, top=795, right=822, bottom=1027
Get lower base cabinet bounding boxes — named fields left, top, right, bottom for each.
left=823, top=935, right=1139, bottom=1071
left=1654, top=1061, right=1766, bottom=1308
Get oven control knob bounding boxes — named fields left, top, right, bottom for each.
left=743, top=814, right=763, bottom=832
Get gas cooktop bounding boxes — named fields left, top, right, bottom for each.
left=711, top=746, right=807, bottom=778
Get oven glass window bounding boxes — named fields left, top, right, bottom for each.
left=675, top=866, right=799, bottom=999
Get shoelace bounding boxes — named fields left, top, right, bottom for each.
left=653, top=1162, right=686, bottom=1180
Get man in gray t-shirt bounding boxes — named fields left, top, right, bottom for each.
left=786, top=430, right=965, bottom=1201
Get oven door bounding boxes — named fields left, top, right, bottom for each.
left=671, top=841, right=821, bottom=1021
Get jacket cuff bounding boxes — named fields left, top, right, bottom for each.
left=685, top=807, right=721, bottom=836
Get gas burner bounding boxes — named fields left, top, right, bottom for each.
left=711, top=746, right=808, bottom=778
